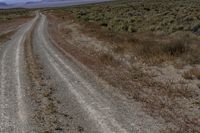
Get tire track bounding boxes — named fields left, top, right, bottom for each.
left=35, top=13, right=165, bottom=133
left=24, top=16, right=63, bottom=132
left=0, top=14, right=38, bottom=133
left=36, top=13, right=129, bottom=133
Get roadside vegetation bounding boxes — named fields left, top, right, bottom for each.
left=70, top=0, right=200, bottom=34
left=0, top=9, right=33, bottom=45
left=45, top=0, right=200, bottom=132
left=64, top=0, right=200, bottom=65
left=0, top=9, right=32, bottom=21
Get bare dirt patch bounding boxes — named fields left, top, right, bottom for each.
left=0, top=30, right=15, bottom=45
left=0, top=9, right=33, bottom=44
left=0, top=16, right=32, bottom=45
left=0, top=17, right=30, bottom=33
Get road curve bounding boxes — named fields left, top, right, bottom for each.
left=0, top=13, right=164, bottom=133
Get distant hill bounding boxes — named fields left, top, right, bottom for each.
left=1, top=0, right=110, bottom=9
left=0, top=2, right=8, bottom=7
left=25, top=1, right=43, bottom=5
left=42, top=0, right=69, bottom=2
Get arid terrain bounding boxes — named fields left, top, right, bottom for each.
left=0, top=0, right=200, bottom=133
left=0, top=9, right=33, bottom=45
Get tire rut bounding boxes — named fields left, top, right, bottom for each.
left=0, top=14, right=38, bottom=133
left=24, top=16, right=64, bottom=133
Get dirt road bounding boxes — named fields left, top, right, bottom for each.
left=0, top=13, right=165, bottom=133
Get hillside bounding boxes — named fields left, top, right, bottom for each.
left=0, top=2, right=7, bottom=8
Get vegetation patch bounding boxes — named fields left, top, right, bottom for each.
left=183, top=67, right=200, bottom=80
left=0, top=9, right=32, bottom=21
left=68, top=0, right=200, bottom=34
left=46, top=0, right=200, bottom=65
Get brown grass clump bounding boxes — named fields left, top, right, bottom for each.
left=183, top=67, right=200, bottom=80
left=100, top=53, right=119, bottom=65
left=133, top=37, right=190, bottom=64
left=0, top=9, right=33, bottom=21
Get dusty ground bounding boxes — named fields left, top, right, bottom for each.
left=46, top=10, right=200, bottom=133
left=0, top=9, right=33, bottom=44
left=0, top=3, right=199, bottom=132
left=0, top=15, right=32, bottom=45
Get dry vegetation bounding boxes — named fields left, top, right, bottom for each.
left=70, top=0, right=200, bottom=34
left=45, top=0, right=200, bottom=132
left=183, top=67, right=200, bottom=80
left=63, top=0, right=200, bottom=65
left=0, top=9, right=33, bottom=44
left=0, top=9, right=32, bottom=21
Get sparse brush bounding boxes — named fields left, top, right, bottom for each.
left=70, top=0, right=200, bottom=34
left=161, top=39, right=189, bottom=56
left=183, top=68, right=200, bottom=80
left=0, top=9, right=32, bottom=21
left=100, top=53, right=118, bottom=65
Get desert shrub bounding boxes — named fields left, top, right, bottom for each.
left=117, top=32, right=197, bottom=64
left=67, top=0, right=200, bottom=65
left=162, top=39, right=190, bottom=56
left=0, top=9, right=31, bottom=21
left=187, top=49, right=200, bottom=64
left=128, top=25, right=137, bottom=32
left=183, top=68, right=200, bottom=80
left=100, top=53, right=118, bottom=65
left=100, top=22, right=108, bottom=27
left=69, top=0, right=200, bottom=34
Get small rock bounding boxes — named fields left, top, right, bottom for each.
left=55, top=127, right=63, bottom=131
left=197, top=83, right=200, bottom=89
left=77, top=126, right=84, bottom=132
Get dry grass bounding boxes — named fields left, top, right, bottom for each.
left=183, top=67, right=200, bottom=80
left=68, top=0, right=200, bottom=34
left=125, top=34, right=197, bottom=66
left=80, top=20, right=200, bottom=65
left=0, top=9, right=32, bottom=21
left=56, top=0, right=200, bottom=65
left=100, top=53, right=119, bottom=65
left=0, top=9, right=33, bottom=45
left=49, top=10, right=200, bottom=65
